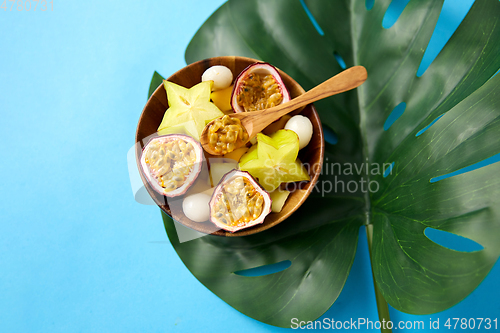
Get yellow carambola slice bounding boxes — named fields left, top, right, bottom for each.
left=239, top=130, right=309, bottom=191
left=158, top=80, right=224, bottom=141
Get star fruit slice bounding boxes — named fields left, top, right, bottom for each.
left=239, top=129, right=310, bottom=191
left=157, top=80, right=224, bottom=141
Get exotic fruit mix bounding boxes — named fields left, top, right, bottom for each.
left=140, top=62, right=314, bottom=233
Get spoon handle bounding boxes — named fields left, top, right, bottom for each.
left=293, top=65, right=367, bottom=107
left=242, top=66, right=367, bottom=136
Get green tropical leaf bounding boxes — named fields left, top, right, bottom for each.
left=148, top=71, right=165, bottom=99
left=154, top=0, right=500, bottom=327
left=163, top=197, right=363, bottom=327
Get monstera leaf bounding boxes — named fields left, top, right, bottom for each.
left=154, top=0, right=500, bottom=327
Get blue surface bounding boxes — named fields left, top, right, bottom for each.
left=1, top=0, right=499, bottom=332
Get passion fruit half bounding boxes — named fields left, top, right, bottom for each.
left=209, top=170, right=272, bottom=233
left=140, top=134, right=203, bottom=197
left=231, top=62, right=291, bottom=113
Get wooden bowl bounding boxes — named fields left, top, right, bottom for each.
left=135, top=56, right=324, bottom=236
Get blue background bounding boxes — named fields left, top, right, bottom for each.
left=1, top=0, right=498, bottom=332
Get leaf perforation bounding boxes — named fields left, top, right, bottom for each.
left=431, top=18, right=497, bottom=114
left=362, top=0, right=441, bottom=112
left=373, top=78, right=500, bottom=205
left=263, top=218, right=358, bottom=321
left=378, top=211, right=491, bottom=276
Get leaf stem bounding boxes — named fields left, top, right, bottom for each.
left=366, top=224, right=392, bottom=333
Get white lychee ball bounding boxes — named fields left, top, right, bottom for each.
left=201, top=65, right=233, bottom=91
left=284, top=115, right=313, bottom=149
left=182, top=193, right=211, bottom=222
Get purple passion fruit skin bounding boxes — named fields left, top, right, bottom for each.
left=231, top=62, right=291, bottom=113
left=140, top=134, right=203, bottom=197
left=209, top=170, right=272, bottom=233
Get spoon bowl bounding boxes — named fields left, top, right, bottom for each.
left=201, top=66, right=367, bottom=155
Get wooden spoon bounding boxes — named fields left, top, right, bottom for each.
left=201, top=65, right=367, bottom=155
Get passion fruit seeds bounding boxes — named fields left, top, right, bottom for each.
left=209, top=170, right=272, bottom=233
left=237, top=73, right=282, bottom=111
left=231, top=62, right=290, bottom=113
left=140, top=135, right=203, bottom=197
left=208, top=115, right=249, bottom=154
